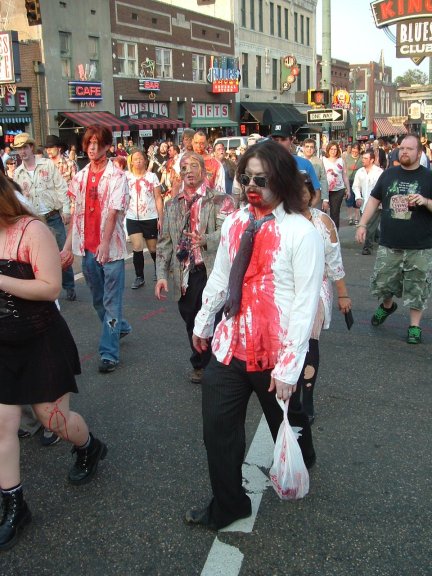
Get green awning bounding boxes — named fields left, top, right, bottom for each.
left=191, top=118, right=238, bottom=128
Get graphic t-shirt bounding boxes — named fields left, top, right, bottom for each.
left=370, top=165, right=432, bottom=250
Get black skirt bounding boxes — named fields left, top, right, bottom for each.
left=0, top=313, right=81, bottom=405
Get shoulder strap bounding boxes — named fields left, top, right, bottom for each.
left=16, top=218, right=39, bottom=259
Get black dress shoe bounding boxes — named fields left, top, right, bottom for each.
left=184, top=507, right=217, bottom=531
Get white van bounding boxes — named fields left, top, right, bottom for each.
left=213, top=136, right=248, bottom=151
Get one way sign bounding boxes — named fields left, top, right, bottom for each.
left=307, top=108, right=345, bottom=123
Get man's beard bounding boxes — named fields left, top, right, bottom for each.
left=399, top=155, right=415, bottom=168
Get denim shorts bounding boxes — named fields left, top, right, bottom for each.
left=370, top=246, right=432, bottom=310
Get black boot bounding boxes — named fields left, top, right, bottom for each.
left=0, top=487, right=32, bottom=551
left=68, top=434, right=108, bottom=485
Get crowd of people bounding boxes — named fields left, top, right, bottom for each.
left=0, top=124, right=431, bottom=549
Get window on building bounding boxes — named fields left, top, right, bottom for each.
left=306, top=65, right=310, bottom=91
left=306, top=17, right=310, bottom=46
left=256, top=55, right=262, bottom=89
left=284, top=8, right=288, bottom=39
left=59, top=31, right=72, bottom=78
left=242, top=53, right=249, bottom=88
left=250, top=0, right=255, bottom=30
left=277, top=5, right=282, bottom=37
left=297, top=63, right=301, bottom=90
left=88, top=36, right=99, bottom=79
left=300, top=15, right=304, bottom=44
left=117, top=41, right=138, bottom=76
left=270, top=3, right=274, bottom=35
left=156, top=47, right=172, bottom=78
left=375, top=90, right=379, bottom=112
left=258, top=0, right=263, bottom=32
left=241, top=0, right=246, bottom=27
left=272, top=58, right=278, bottom=90
left=192, top=54, right=206, bottom=82
left=294, top=12, right=298, bottom=42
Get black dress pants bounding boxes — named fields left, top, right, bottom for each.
left=201, top=356, right=314, bottom=529
left=328, top=188, right=346, bottom=230
left=178, top=266, right=212, bottom=370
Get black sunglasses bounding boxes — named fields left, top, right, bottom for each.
left=239, top=174, right=268, bottom=188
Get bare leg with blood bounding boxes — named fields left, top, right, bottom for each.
left=0, top=394, right=106, bottom=551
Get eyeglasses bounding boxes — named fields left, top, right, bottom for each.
left=239, top=174, right=268, bottom=187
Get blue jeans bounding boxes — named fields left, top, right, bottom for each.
left=46, top=212, right=75, bottom=291
left=82, top=251, right=131, bottom=363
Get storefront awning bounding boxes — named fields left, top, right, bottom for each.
left=263, top=104, right=306, bottom=126
left=129, top=118, right=187, bottom=130
left=190, top=118, right=238, bottom=128
left=0, top=116, right=32, bottom=124
left=59, top=111, right=129, bottom=131
left=374, top=118, right=407, bottom=137
left=241, top=103, right=305, bottom=126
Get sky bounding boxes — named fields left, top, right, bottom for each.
left=316, top=0, right=430, bottom=80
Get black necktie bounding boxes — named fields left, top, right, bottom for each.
left=224, top=212, right=275, bottom=320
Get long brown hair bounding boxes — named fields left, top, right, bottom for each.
left=236, top=140, right=305, bottom=214
left=0, top=172, right=36, bottom=228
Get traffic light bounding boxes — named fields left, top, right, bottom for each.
left=308, top=89, right=329, bottom=106
left=25, top=1, right=42, bottom=26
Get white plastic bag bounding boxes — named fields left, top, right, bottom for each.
left=269, top=397, right=309, bottom=500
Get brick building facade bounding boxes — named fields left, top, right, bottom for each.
left=111, top=0, right=237, bottom=144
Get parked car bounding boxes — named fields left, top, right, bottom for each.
left=213, top=136, right=248, bottom=152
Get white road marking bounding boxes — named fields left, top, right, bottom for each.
left=201, top=538, right=244, bottom=576
left=201, top=415, right=274, bottom=574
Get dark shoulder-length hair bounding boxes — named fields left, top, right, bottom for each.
left=236, top=139, right=305, bottom=214
left=0, top=172, right=36, bottom=228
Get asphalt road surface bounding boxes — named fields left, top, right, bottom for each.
left=2, top=215, right=431, bottom=576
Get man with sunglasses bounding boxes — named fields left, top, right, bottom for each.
left=185, top=140, right=324, bottom=531
left=155, top=152, right=235, bottom=384
left=270, top=124, right=322, bottom=207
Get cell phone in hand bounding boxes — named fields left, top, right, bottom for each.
left=344, top=309, right=354, bottom=330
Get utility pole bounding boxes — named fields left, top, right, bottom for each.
left=321, top=0, right=331, bottom=141
left=351, top=67, right=360, bottom=143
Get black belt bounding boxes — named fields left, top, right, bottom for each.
left=43, top=209, right=60, bottom=220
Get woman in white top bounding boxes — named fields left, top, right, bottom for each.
left=126, top=149, right=163, bottom=289
left=298, top=174, right=352, bottom=422
left=322, top=140, right=350, bottom=230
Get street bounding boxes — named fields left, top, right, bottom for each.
left=2, top=214, right=431, bottom=576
